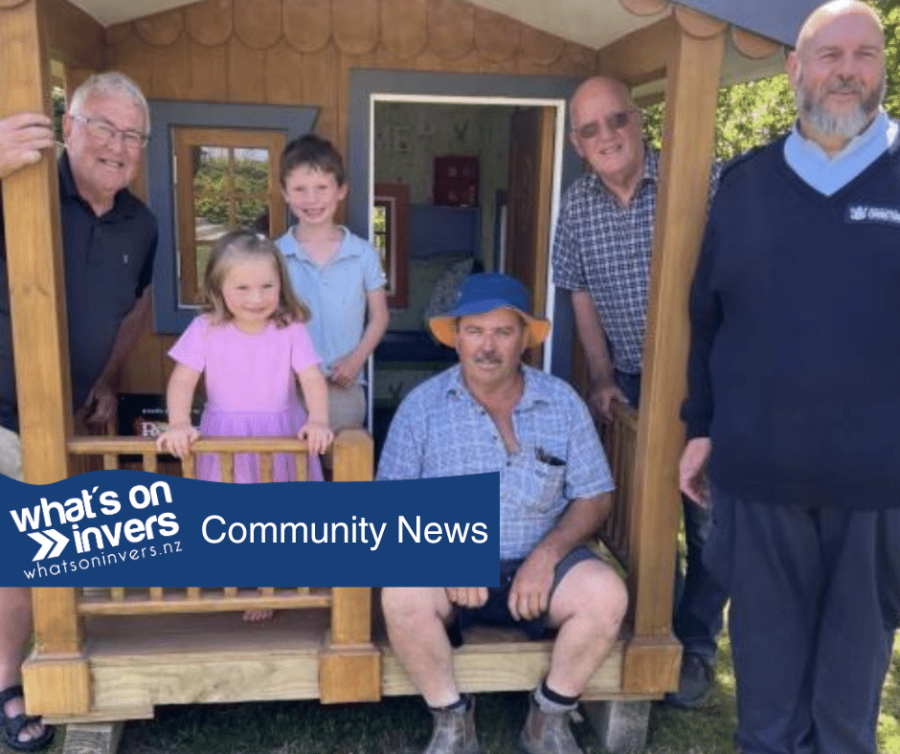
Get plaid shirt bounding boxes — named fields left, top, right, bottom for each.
left=553, top=146, right=719, bottom=374
left=376, top=364, right=613, bottom=560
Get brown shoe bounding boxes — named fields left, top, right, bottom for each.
left=519, top=694, right=584, bottom=754
left=422, top=696, right=479, bottom=754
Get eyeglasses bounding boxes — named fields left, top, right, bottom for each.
left=572, top=109, right=639, bottom=140
left=71, top=115, right=149, bottom=151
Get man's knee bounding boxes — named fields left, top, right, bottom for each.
left=551, top=559, right=628, bottom=636
left=382, top=587, right=451, bottom=625
left=0, top=426, right=23, bottom=482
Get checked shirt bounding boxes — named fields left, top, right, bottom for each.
left=553, top=146, right=719, bottom=375
left=376, top=364, right=613, bottom=560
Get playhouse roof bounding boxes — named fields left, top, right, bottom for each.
left=69, top=0, right=821, bottom=48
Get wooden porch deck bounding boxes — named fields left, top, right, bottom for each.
left=37, top=610, right=637, bottom=726
left=24, top=409, right=680, bottom=726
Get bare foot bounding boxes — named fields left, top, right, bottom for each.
left=242, top=609, right=275, bottom=623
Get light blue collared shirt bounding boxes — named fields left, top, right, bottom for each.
left=376, top=365, right=614, bottom=560
left=276, top=227, right=386, bottom=384
left=784, top=109, right=899, bottom=196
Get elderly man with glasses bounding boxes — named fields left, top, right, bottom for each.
left=551, top=76, right=725, bottom=708
left=0, top=71, right=156, bottom=751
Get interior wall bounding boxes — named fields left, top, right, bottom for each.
left=99, top=0, right=600, bottom=397
left=374, top=101, right=514, bottom=265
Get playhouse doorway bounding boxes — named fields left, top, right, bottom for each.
left=346, top=71, right=585, bottom=453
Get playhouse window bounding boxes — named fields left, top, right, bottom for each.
left=172, top=128, right=286, bottom=305
left=145, top=101, right=317, bottom=334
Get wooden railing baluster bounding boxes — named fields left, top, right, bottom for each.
left=221, top=453, right=234, bottom=483
left=260, top=453, right=273, bottom=483
left=62, top=433, right=369, bottom=619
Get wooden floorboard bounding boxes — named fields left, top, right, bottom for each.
left=30, top=611, right=664, bottom=723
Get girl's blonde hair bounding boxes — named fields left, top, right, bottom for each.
left=202, top=229, right=311, bottom=326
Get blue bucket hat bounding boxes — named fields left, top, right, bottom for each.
left=428, top=272, right=551, bottom=348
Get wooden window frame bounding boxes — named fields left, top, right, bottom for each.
left=173, top=127, right=287, bottom=305
left=373, top=182, right=410, bottom=309
left=145, top=101, right=317, bottom=335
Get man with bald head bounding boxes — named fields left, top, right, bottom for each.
left=680, top=2, right=898, bottom=752
left=552, top=76, right=725, bottom=707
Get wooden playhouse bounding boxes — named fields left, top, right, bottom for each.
left=0, top=0, right=816, bottom=750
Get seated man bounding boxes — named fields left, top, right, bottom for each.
left=378, top=272, right=628, bottom=754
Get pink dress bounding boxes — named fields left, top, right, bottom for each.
left=168, top=315, right=323, bottom=483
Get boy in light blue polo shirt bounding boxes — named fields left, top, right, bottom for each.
left=275, top=135, right=389, bottom=431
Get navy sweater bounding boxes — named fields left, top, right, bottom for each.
left=683, top=132, right=900, bottom=509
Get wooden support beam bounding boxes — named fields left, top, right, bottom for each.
left=22, top=654, right=90, bottom=715
left=0, top=0, right=72, bottom=484
left=61, top=722, right=124, bottom=754
left=597, top=16, right=675, bottom=87
left=32, top=587, right=82, bottom=654
left=47, top=0, right=104, bottom=70
left=320, top=587, right=380, bottom=702
left=623, top=12, right=726, bottom=694
left=25, top=589, right=89, bottom=714
left=318, top=644, right=381, bottom=703
left=330, top=587, right=371, bottom=645
left=1, top=4, right=88, bottom=715
left=332, top=429, right=373, bottom=482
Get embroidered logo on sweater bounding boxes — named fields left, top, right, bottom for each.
left=847, top=205, right=900, bottom=226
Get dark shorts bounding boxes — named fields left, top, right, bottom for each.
left=447, top=545, right=599, bottom=646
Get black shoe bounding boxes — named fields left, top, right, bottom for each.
left=664, top=653, right=714, bottom=709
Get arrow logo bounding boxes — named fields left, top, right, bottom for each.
left=28, top=529, right=70, bottom=561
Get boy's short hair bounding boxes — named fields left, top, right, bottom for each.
left=280, top=134, right=346, bottom=187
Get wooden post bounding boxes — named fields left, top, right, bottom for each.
left=0, top=0, right=72, bottom=483
left=319, top=430, right=380, bottom=702
left=622, top=10, right=726, bottom=695
left=332, top=429, right=373, bottom=482
left=320, top=587, right=381, bottom=703
left=1, top=0, right=88, bottom=715
left=22, top=586, right=89, bottom=715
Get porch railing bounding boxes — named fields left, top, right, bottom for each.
left=599, top=402, right=638, bottom=568
left=24, top=430, right=380, bottom=713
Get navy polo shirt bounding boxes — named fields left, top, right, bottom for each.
left=0, top=152, right=157, bottom=431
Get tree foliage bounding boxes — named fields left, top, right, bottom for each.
left=645, top=0, right=900, bottom=161
left=192, top=153, right=269, bottom=229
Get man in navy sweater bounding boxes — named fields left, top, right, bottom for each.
left=680, top=2, right=900, bottom=753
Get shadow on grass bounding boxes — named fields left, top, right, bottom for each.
left=119, top=694, right=552, bottom=754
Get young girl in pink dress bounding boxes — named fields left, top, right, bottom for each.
left=156, top=229, right=332, bottom=483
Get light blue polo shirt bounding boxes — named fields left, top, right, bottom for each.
left=784, top=109, right=899, bottom=195
left=276, top=226, right=386, bottom=384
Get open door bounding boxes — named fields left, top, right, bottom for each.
left=505, top=106, right=556, bottom=368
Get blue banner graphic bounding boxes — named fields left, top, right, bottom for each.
left=0, top=472, right=500, bottom=587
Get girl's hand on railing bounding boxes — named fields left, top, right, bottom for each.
left=298, top=421, right=333, bottom=456
left=156, top=423, right=200, bottom=459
